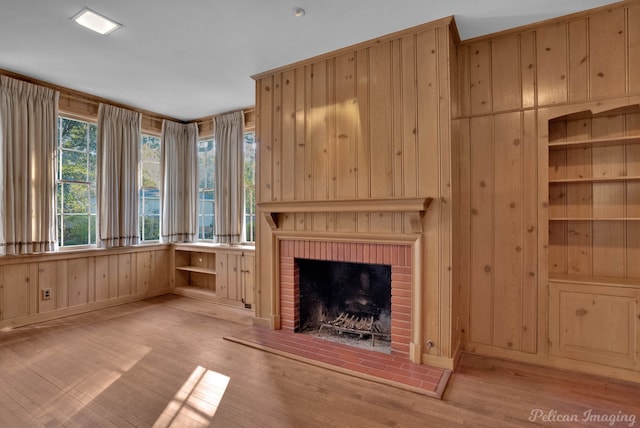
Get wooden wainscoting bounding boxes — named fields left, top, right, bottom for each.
left=0, top=244, right=171, bottom=330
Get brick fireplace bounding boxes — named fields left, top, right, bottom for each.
left=279, top=239, right=413, bottom=357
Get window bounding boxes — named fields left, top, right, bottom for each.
left=244, top=132, right=256, bottom=242
left=140, top=135, right=161, bottom=241
left=56, top=117, right=97, bottom=247
left=198, top=139, right=216, bottom=240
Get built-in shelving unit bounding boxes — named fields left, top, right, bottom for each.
left=545, top=105, right=640, bottom=370
left=171, top=243, right=255, bottom=309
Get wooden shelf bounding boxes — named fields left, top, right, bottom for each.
left=549, top=175, right=640, bottom=183
left=549, top=217, right=640, bottom=221
left=259, top=197, right=433, bottom=232
left=258, top=197, right=433, bottom=213
left=176, top=266, right=217, bottom=275
left=549, top=273, right=640, bottom=289
left=549, top=134, right=640, bottom=150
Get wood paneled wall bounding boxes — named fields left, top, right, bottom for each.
left=457, top=1, right=640, bottom=368
left=254, top=17, right=460, bottom=365
left=0, top=246, right=170, bottom=329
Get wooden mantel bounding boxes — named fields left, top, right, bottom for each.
left=259, top=197, right=433, bottom=233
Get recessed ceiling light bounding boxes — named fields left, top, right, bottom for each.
left=72, top=8, right=121, bottom=35
left=290, top=7, right=305, bottom=17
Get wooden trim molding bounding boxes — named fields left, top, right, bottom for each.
left=259, top=197, right=433, bottom=232
left=259, top=197, right=433, bottom=213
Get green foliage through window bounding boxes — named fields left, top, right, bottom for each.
left=57, top=117, right=97, bottom=247
left=140, top=135, right=161, bottom=241
left=198, top=139, right=216, bottom=240
left=244, top=132, right=256, bottom=243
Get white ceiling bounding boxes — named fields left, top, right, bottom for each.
left=0, top=0, right=618, bottom=121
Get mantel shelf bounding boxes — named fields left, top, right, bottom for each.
left=259, top=197, right=433, bottom=213
left=259, top=197, right=434, bottom=233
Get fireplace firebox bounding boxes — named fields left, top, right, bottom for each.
left=297, top=258, right=391, bottom=349
left=279, top=240, right=413, bottom=357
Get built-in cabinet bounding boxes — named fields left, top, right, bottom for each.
left=0, top=245, right=170, bottom=329
left=172, top=244, right=255, bottom=309
left=545, top=103, right=640, bottom=373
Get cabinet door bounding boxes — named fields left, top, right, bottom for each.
left=549, top=282, right=639, bottom=370
left=241, top=253, right=255, bottom=307
left=226, top=254, right=239, bottom=301
left=217, top=253, right=240, bottom=301
left=217, top=253, right=228, bottom=299
left=1, top=264, right=30, bottom=320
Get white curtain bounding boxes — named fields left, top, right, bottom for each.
left=97, top=104, right=141, bottom=248
left=0, top=76, right=59, bottom=255
left=214, top=111, right=244, bottom=244
left=161, top=120, right=198, bottom=243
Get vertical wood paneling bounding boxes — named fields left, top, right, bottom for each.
left=492, top=112, right=524, bottom=350
left=118, top=254, right=132, bottom=297
left=520, top=32, right=536, bottom=109
left=455, top=118, right=471, bottom=342
left=468, top=42, right=492, bottom=115
left=589, top=8, right=626, bottom=99
left=369, top=42, right=394, bottom=198
left=326, top=59, right=337, bottom=205
left=68, top=258, right=89, bottom=307
left=1, top=265, right=29, bottom=320
left=37, top=262, right=56, bottom=313
left=491, top=36, right=521, bottom=112
left=457, top=45, right=471, bottom=117
left=355, top=48, right=371, bottom=232
left=437, top=25, right=453, bottom=353
left=628, top=5, right=640, bottom=93
left=310, top=61, right=328, bottom=201
left=335, top=53, right=357, bottom=199
left=281, top=70, right=296, bottom=201
left=152, top=249, right=170, bottom=291
left=392, top=39, right=404, bottom=201
left=136, top=251, right=152, bottom=295
left=568, top=20, right=589, bottom=102
left=469, top=116, right=494, bottom=345
left=294, top=67, right=307, bottom=229
left=95, top=255, right=109, bottom=301
left=272, top=74, right=283, bottom=202
left=401, top=35, right=418, bottom=197
left=416, top=29, right=439, bottom=197
left=521, top=110, right=538, bottom=353
left=536, top=24, right=568, bottom=106
left=258, top=77, right=273, bottom=203
left=55, top=260, right=68, bottom=309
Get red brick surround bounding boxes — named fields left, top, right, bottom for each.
left=279, top=240, right=413, bottom=356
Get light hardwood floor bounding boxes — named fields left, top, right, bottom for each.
left=1, top=295, right=639, bottom=427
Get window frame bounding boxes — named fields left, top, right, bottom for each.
left=197, top=138, right=216, bottom=241
left=56, top=116, right=98, bottom=249
left=139, top=134, right=162, bottom=243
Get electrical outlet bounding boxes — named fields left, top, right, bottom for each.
left=42, top=288, right=52, bottom=300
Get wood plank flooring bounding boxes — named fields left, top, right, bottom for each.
left=0, top=295, right=639, bottom=427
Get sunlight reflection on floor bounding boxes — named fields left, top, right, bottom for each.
left=153, top=366, right=230, bottom=427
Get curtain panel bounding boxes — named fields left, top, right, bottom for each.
left=214, top=111, right=244, bottom=244
left=160, top=120, right=198, bottom=243
left=97, top=104, right=141, bottom=248
left=0, top=76, right=59, bottom=255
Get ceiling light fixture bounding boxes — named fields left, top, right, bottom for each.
left=72, top=8, right=121, bottom=35
left=289, top=7, right=305, bottom=17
